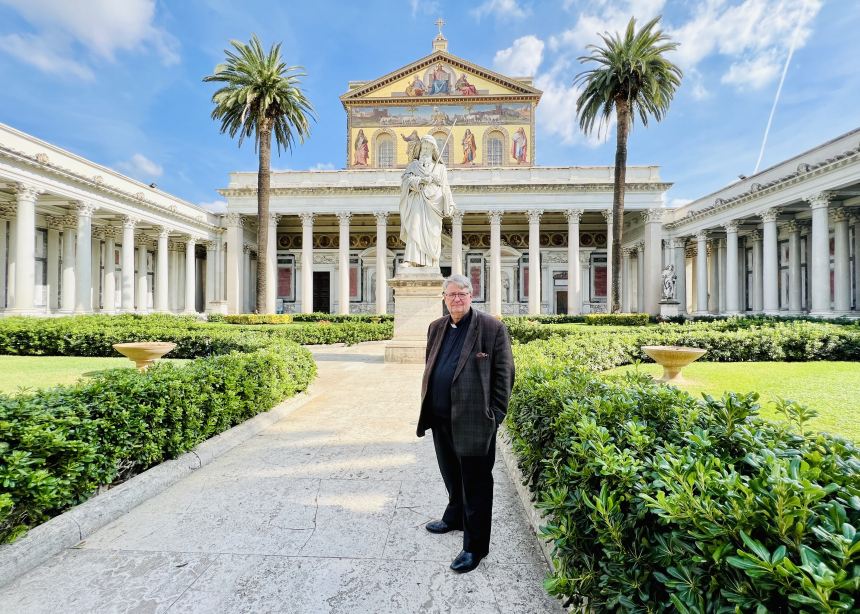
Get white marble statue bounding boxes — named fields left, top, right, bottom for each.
left=399, top=135, right=456, bottom=268
left=661, top=264, right=677, bottom=301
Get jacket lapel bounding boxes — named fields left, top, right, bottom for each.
left=424, top=316, right=449, bottom=379
left=452, top=310, right=479, bottom=383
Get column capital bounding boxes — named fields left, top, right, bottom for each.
left=783, top=220, right=801, bottom=234
left=92, top=226, right=111, bottom=240
left=71, top=201, right=98, bottom=218
left=46, top=216, right=66, bottom=230
left=154, top=225, right=173, bottom=238
left=749, top=230, right=762, bottom=242
left=243, top=243, right=252, bottom=254
left=524, top=208, right=544, bottom=224
left=204, top=240, right=218, bottom=252
left=336, top=211, right=353, bottom=226
left=579, top=251, right=591, bottom=266
left=665, top=237, right=684, bottom=249
left=0, top=202, right=16, bottom=219
left=694, top=229, right=710, bottom=241
left=450, top=209, right=465, bottom=224
left=268, top=213, right=282, bottom=227
left=184, top=235, right=199, bottom=246
left=636, top=240, right=645, bottom=253
left=758, top=207, right=781, bottom=223
left=830, top=207, right=850, bottom=223
left=374, top=210, right=390, bottom=225
left=135, top=233, right=152, bottom=246
left=14, top=183, right=44, bottom=201
left=299, top=211, right=317, bottom=226
left=621, top=247, right=634, bottom=258
left=487, top=210, right=503, bottom=225
left=58, top=215, right=78, bottom=229
left=805, top=191, right=833, bottom=210
left=564, top=208, right=584, bottom=223
left=602, top=210, right=613, bottom=224
left=122, top=215, right=140, bottom=229
left=642, top=207, right=664, bottom=223
left=722, top=220, right=740, bottom=233
left=222, top=212, right=244, bottom=227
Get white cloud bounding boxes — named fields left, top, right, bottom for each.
left=470, top=0, right=530, bottom=22
left=550, top=0, right=666, bottom=52
left=493, top=35, right=544, bottom=77
left=118, top=153, right=163, bottom=178
left=198, top=200, right=228, bottom=214
left=310, top=163, right=335, bottom=171
left=721, top=50, right=782, bottom=89
left=0, top=0, right=179, bottom=77
left=410, top=0, right=440, bottom=18
left=688, top=68, right=711, bottom=100
left=534, top=64, right=613, bottom=147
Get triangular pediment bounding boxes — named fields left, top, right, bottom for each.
left=340, top=51, right=541, bottom=102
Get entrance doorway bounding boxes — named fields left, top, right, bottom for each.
left=313, top=271, right=331, bottom=313
left=556, top=290, right=568, bottom=315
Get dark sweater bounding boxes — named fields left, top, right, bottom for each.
left=429, top=308, right=473, bottom=419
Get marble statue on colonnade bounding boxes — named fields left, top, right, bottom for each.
left=399, top=135, right=457, bottom=268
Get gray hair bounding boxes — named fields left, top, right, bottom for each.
left=443, top=274, right=473, bottom=294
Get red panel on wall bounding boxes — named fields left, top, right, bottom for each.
left=350, top=266, right=359, bottom=298
left=523, top=266, right=529, bottom=297
left=278, top=268, right=291, bottom=297
left=470, top=266, right=481, bottom=297
left=594, top=265, right=607, bottom=297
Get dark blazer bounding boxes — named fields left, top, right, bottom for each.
left=417, top=308, right=515, bottom=456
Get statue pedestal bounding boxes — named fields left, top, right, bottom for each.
left=385, top=267, right=444, bottom=364
left=659, top=300, right=680, bottom=318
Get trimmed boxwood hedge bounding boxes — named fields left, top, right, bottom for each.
left=507, top=331, right=860, bottom=612
left=0, top=314, right=322, bottom=544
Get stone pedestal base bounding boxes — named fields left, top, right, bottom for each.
left=208, top=301, right=229, bottom=315
left=385, top=267, right=444, bottom=364
left=659, top=300, right=680, bottom=318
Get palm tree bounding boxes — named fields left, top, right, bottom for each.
left=574, top=16, right=681, bottom=314
left=203, top=34, right=317, bottom=313
left=406, top=105, right=418, bottom=118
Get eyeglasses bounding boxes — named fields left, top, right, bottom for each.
left=443, top=292, right=471, bottom=300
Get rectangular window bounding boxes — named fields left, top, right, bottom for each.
left=467, top=254, right=485, bottom=301
left=778, top=240, right=789, bottom=310
left=34, top=228, right=47, bottom=307
left=800, top=236, right=808, bottom=311
left=350, top=256, right=360, bottom=301
left=519, top=254, right=529, bottom=301
left=745, top=247, right=754, bottom=311
left=591, top=252, right=607, bottom=302
left=276, top=252, right=295, bottom=301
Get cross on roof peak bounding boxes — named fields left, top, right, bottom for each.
left=435, top=18, right=446, bottom=37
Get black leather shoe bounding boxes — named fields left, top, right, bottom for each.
left=450, top=550, right=484, bottom=573
left=425, top=520, right=461, bottom=534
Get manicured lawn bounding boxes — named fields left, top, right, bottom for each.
left=0, top=356, right=186, bottom=394
left=610, top=361, right=860, bottom=441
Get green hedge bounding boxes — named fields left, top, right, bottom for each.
left=0, top=340, right=316, bottom=544
left=503, top=314, right=588, bottom=325
left=290, top=312, right=394, bottom=323
left=507, top=347, right=860, bottom=611
left=0, top=315, right=393, bottom=355
left=584, top=313, right=650, bottom=326
left=211, top=314, right=293, bottom=325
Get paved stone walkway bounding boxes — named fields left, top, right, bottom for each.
left=0, top=342, right=564, bottom=613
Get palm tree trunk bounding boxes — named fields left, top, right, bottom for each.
left=257, top=119, right=272, bottom=314
left=611, top=98, right=629, bottom=314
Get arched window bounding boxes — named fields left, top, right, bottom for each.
left=376, top=134, right=395, bottom=168
left=434, top=133, right=451, bottom=167
left=486, top=131, right=504, bottom=167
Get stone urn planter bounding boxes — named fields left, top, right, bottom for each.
left=370, top=317, right=382, bottom=323
left=640, top=345, right=707, bottom=383
left=113, top=342, right=177, bottom=372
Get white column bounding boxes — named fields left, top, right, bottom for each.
left=168, top=243, right=180, bottom=312
left=0, top=212, right=8, bottom=309
left=694, top=230, right=709, bottom=315
left=300, top=212, right=315, bottom=314
left=636, top=241, right=645, bottom=313
left=337, top=211, right=352, bottom=315
left=642, top=208, right=664, bottom=315
left=750, top=231, right=763, bottom=312
left=266, top=213, right=280, bottom=314
left=759, top=208, right=780, bottom=315
left=224, top=213, right=244, bottom=315
left=374, top=211, right=389, bottom=315
left=805, top=192, right=832, bottom=316
left=155, top=227, right=171, bottom=313
left=565, top=209, right=583, bottom=315
left=717, top=239, right=727, bottom=314
left=61, top=218, right=76, bottom=314
left=832, top=207, right=851, bottom=314
left=10, top=184, right=42, bottom=314
left=46, top=217, right=61, bottom=312
left=72, top=202, right=97, bottom=314
left=854, top=216, right=860, bottom=313
left=137, top=234, right=150, bottom=313
left=120, top=216, right=137, bottom=312
left=103, top=228, right=117, bottom=314
left=451, top=210, right=464, bottom=276
left=243, top=244, right=251, bottom=313
left=580, top=252, right=591, bottom=312
left=91, top=232, right=102, bottom=312
left=488, top=210, right=503, bottom=317
left=525, top=209, right=543, bottom=315
left=603, top=210, right=614, bottom=310
left=708, top=240, right=720, bottom=314
left=185, top=237, right=198, bottom=314
left=690, top=253, right=698, bottom=313
left=216, top=235, right=226, bottom=302
left=723, top=221, right=740, bottom=315
left=785, top=221, right=802, bottom=314
left=205, top=241, right=217, bottom=312
left=672, top=239, right=687, bottom=315
left=621, top=248, right=631, bottom=313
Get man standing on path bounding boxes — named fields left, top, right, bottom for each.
left=416, top=274, right=515, bottom=573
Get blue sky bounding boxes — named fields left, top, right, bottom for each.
left=0, top=0, right=857, bottom=212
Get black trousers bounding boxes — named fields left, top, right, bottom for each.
left=430, top=415, right=496, bottom=557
